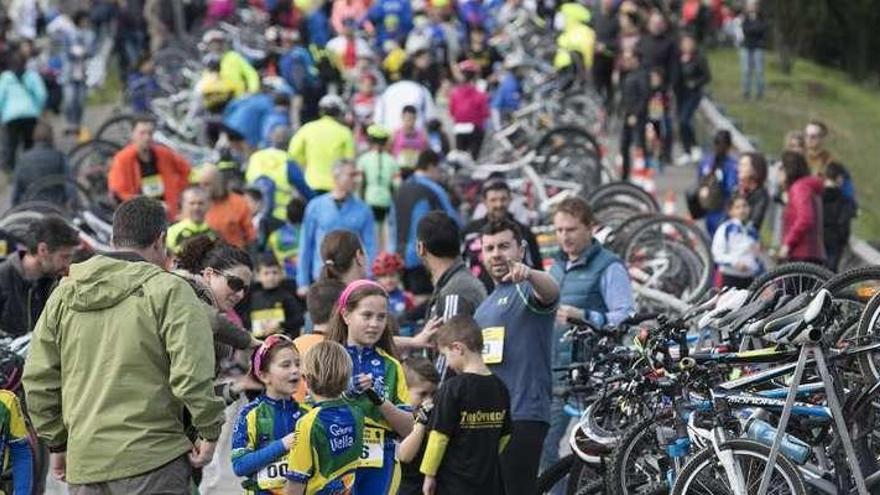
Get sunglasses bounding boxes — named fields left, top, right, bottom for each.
left=218, top=271, right=248, bottom=294
left=252, top=334, right=296, bottom=378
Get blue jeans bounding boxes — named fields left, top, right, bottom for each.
left=676, top=90, right=703, bottom=154
left=64, top=82, right=87, bottom=127
left=739, top=48, right=765, bottom=98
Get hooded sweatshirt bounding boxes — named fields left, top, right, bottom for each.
left=783, top=175, right=825, bottom=261
left=23, top=254, right=225, bottom=484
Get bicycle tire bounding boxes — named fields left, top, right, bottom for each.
left=588, top=182, right=659, bottom=213
left=68, top=139, right=121, bottom=200
left=537, top=454, right=575, bottom=494
left=2, top=201, right=70, bottom=218
left=855, top=290, right=880, bottom=382
left=535, top=126, right=603, bottom=195
left=94, top=114, right=137, bottom=146
left=670, top=440, right=806, bottom=495
left=606, top=416, right=670, bottom=495
left=820, top=266, right=880, bottom=344
left=746, top=262, right=834, bottom=303
left=593, top=200, right=645, bottom=233
left=607, top=212, right=658, bottom=254
left=622, top=215, right=713, bottom=303
left=22, top=174, right=95, bottom=213
left=566, top=460, right=605, bottom=495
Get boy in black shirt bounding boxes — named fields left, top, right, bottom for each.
left=822, top=162, right=857, bottom=272
left=245, top=253, right=305, bottom=337
left=420, top=315, right=512, bottom=495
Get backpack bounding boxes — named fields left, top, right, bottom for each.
left=697, top=160, right=725, bottom=211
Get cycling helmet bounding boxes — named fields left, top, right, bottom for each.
left=366, top=124, right=391, bottom=142
left=202, top=30, right=226, bottom=45
left=318, top=94, right=347, bottom=116
left=372, top=252, right=404, bottom=277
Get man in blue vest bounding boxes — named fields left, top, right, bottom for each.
left=542, top=196, right=635, bottom=471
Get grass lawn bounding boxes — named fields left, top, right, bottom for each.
left=705, top=47, right=880, bottom=240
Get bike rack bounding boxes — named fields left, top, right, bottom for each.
left=755, top=342, right=869, bottom=495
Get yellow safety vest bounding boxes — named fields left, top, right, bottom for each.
left=246, top=148, right=298, bottom=221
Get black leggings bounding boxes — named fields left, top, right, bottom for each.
left=3, top=117, right=37, bottom=172
left=500, top=420, right=549, bottom=495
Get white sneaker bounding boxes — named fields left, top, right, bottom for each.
left=675, top=154, right=692, bottom=167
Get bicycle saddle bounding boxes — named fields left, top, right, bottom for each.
left=761, top=290, right=831, bottom=344
left=745, top=292, right=812, bottom=336
left=717, top=288, right=781, bottom=332
left=698, top=289, right=750, bottom=328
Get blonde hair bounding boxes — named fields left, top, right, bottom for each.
left=302, top=341, right=353, bottom=398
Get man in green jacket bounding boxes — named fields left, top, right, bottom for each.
left=23, top=197, right=225, bottom=492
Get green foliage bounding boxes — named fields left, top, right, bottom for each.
left=707, top=48, right=880, bottom=240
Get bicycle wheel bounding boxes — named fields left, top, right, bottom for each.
left=2, top=201, right=70, bottom=218
left=622, top=215, right=713, bottom=304
left=537, top=454, right=575, bottom=494
left=746, top=262, right=834, bottom=303
left=68, top=139, right=121, bottom=201
left=95, top=114, right=137, bottom=146
left=535, top=126, right=603, bottom=196
left=593, top=201, right=645, bottom=233
left=607, top=417, right=670, bottom=495
left=821, top=266, right=880, bottom=343
left=588, top=182, right=659, bottom=214
left=22, top=175, right=95, bottom=213
left=670, top=440, right=806, bottom=495
left=607, top=213, right=657, bottom=254
left=566, top=460, right=605, bottom=495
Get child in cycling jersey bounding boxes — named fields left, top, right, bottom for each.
left=326, top=279, right=415, bottom=494
left=396, top=357, right=441, bottom=495
left=0, top=390, right=33, bottom=494
left=231, top=335, right=308, bottom=494
left=285, top=341, right=364, bottom=495
left=420, top=315, right=511, bottom=495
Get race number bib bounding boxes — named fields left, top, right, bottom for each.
left=482, top=327, right=505, bottom=364
left=360, top=427, right=385, bottom=468
left=141, top=174, right=165, bottom=198
left=251, top=308, right=286, bottom=337
left=257, top=459, right=289, bottom=489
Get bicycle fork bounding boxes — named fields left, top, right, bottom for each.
left=711, top=427, right=750, bottom=495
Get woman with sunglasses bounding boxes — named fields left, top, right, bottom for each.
left=175, top=235, right=260, bottom=365
left=175, top=235, right=260, bottom=491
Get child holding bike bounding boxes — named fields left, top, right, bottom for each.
left=231, top=335, right=308, bottom=494
left=420, top=315, right=511, bottom=495
left=326, top=280, right=415, bottom=494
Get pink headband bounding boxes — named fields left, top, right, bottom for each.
left=338, top=279, right=388, bottom=314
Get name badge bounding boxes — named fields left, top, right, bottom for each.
left=141, top=174, right=165, bottom=198
left=482, top=327, right=505, bottom=364
left=360, top=427, right=385, bottom=468
left=257, top=459, right=289, bottom=489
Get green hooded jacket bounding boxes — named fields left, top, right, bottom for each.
left=23, top=254, right=225, bottom=484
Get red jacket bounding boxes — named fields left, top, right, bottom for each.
left=107, top=144, right=191, bottom=219
left=783, top=175, right=826, bottom=261
left=449, top=83, right=490, bottom=128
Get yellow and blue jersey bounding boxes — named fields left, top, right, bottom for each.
left=231, top=394, right=309, bottom=494
left=285, top=398, right=365, bottom=495
left=0, top=390, right=32, bottom=495
left=344, top=345, right=411, bottom=431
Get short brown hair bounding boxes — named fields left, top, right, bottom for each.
left=554, top=197, right=595, bottom=227
left=435, top=315, right=483, bottom=353
left=301, top=341, right=352, bottom=398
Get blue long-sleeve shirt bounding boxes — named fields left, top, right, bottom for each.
left=365, top=0, right=413, bottom=45
left=10, top=440, right=32, bottom=495
left=297, top=193, right=377, bottom=287
left=587, top=263, right=636, bottom=327
left=491, top=72, right=522, bottom=114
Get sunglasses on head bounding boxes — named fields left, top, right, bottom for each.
left=218, top=271, right=248, bottom=294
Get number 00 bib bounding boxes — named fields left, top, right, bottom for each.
left=482, top=327, right=505, bottom=364
left=257, top=459, right=289, bottom=489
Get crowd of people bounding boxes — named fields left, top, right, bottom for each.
left=0, top=0, right=864, bottom=494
